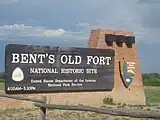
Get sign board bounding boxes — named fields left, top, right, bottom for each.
left=5, top=44, right=115, bottom=94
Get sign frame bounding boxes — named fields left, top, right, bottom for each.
left=5, top=44, right=115, bottom=94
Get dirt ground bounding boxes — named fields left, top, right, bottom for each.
left=0, top=87, right=160, bottom=120
left=0, top=108, right=157, bottom=120
left=0, top=101, right=159, bottom=120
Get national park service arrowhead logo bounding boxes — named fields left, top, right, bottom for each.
left=12, top=67, right=24, bottom=82
left=119, top=58, right=135, bottom=88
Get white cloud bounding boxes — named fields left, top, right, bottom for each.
left=65, top=0, right=160, bottom=44
left=0, top=24, right=89, bottom=40
left=43, top=29, right=66, bottom=37
left=76, top=23, right=92, bottom=28
left=1, top=0, right=160, bottom=44
left=0, top=24, right=65, bottom=37
left=79, top=0, right=160, bottom=44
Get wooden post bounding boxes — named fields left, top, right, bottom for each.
left=40, top=96, right=47, bottom=120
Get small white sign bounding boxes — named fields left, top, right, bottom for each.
left=12, top=67, right=24, bottom=82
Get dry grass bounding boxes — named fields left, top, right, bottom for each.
left=0, top=86, right=159, bottom=120
left=0, top=109, right=157, bottom=120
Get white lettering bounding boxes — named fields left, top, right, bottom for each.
left=48, top=55, right=55, bottom=64
left=21, top=54, right=28, bottom=63
left=29, top=54, right=37, bottom=63
left=99, top=56, right=105, bottom=65
left=11, top=53, right=112, bottom=66
left=12, top=53, right=19, bottom=63
left=92, top=56, right=99, bottom=65
left=30, top=68, right=58, bottom=74
left=11, top=53, right=56, bottom=64
left=60, top=55, right=82, bottom=65
left=68, top=55, right=74, bottom=64
left=61, top=68, right=84, bottom=74
left=87, top=56, right=92, bottom=65
left=105, top=57, right=112, bottom=65
left=87, top=56, right=112, bottom=65
left=38, top=54, right=46, bottom=63
left=86, top=69, right=97, bottom=74
left=75, top=56, right=81, bottom=64
left=61, top=55, right=68, bottom=64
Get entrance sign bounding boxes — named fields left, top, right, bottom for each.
left=5, top=44, right=115, bottom=94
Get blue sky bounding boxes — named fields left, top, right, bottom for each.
left=0, top=0, right=160, bottom=73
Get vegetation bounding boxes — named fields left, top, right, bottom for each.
left=1, top=108, right=153, bottom=120
left=0, top=72, right=5, bottom=80
left=142, top=73, right=160, bottom=86
left=0, top=79, right=5, bottom=83
left=144, top=86, right=160, bottom=104
left=103, top=96, right=115, bottom=105
left=0, top=87, right=159, bottom=120
left=102, top=86, right=160, bottom=106
left=0, top=82, right=4, bottom=90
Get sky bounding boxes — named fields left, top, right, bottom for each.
left=0, top=0, right=160, bottom=73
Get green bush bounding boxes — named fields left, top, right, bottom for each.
left=0, top=79, right=5, bottom=83
left=0, top=72, right=6, bottom=79
left=142, top=73, right=160, bottom=86
left=103, top=96, right=115, bottom=105
left=143, top=78, right=160, bottom=86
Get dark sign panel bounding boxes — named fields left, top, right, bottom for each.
left=5, top=44, right=115, bottom=94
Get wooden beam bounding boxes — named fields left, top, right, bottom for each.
left=0, top=94, right=43, bottom=103
left=35, top=103, right=160, bottom=119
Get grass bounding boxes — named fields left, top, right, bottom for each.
left=0, top=79, right=5, bottom=83
left=102, top=86, right=160, bottom=106
left=144, top=86, right=160, bottom=104
left=143, top=79, right=160, bottom=86
left=0, top=79, right=160, bottom=104
left=0, top=109, right=147, bottom=120
left=0, top=81, right=159, bottom=120
left=0, top=82, right=4, bottom=90
left=0, top=79, right=5, bottom=90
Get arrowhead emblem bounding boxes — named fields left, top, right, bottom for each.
left=12, top=67, right=24, bottom=82
left=119, top=58, right=135, bottom=88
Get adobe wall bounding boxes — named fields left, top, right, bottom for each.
left=88, top=29, right=146, bottom=105
left=0, top=29, right=146, bottom=109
